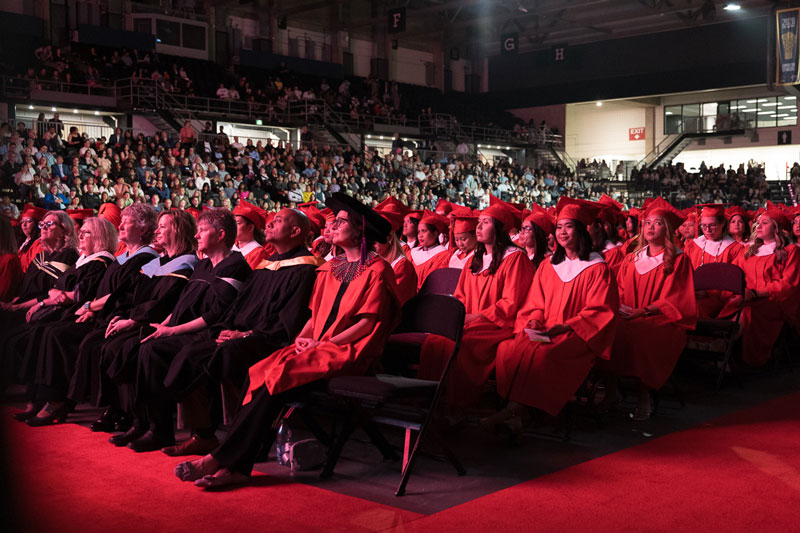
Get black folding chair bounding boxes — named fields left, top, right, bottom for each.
left=322, top=294, right=467, bottom=496
left=419, top=267, right=462, bottom=296
left=683, top=263, right=746, bottom=391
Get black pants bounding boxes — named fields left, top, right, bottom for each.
left=212, top=382, right=322, bottom=476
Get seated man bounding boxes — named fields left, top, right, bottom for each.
left=116, top=209, right=252, bottom=452
left=159, top=208, right=323, bottom=456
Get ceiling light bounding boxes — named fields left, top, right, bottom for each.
left=505, top=146, right=511, bottom=150
left=73, top=109, right=78, bottom=114
left=596, top=101, right=603, bottom=107
left=665, top=111, right=673, bottom=115
left=94, top=111, right=99, bottom=115
left=51, top=107, right=57, bottom=112
left=28, top=105, right=34, bottom=110
left=723, top=3, right=741, bottom=11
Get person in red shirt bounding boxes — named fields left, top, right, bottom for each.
left=232, top=200, right=271, bottom=269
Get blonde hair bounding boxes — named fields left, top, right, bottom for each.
left=82, top=217, right=118, bottom=254
left=629, top=215, right=678, bottom=275
left=377, top=231, right=406, bottom=264
left=746, top=215, right=788, bottom=264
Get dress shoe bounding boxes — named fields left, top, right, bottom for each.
left=26, top=403, right=71, bottom=427
left=90, top=408, right=118, bottom=432
left=109, top=425, right=147, bottom=447
left=127, top=430, right=174, bottom=453
left=13, top=403, right=43, bottom=422
left=114, top=414, right=133, bottom=432
left=162, top=434, right=219, bottom=456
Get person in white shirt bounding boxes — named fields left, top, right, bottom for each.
left=216, top=83, right=230, bottom=100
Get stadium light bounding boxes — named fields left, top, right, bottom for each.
left=723, top=3, right=741, bottom=11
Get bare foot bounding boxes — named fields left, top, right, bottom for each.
left=194, top=468, right=250, bottom=489
left=174, top=454, right=220, bottom=482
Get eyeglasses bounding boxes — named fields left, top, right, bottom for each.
left=38, top=220, right=59, bottom=229
left=519, top=226, right=534, bottom=233
left=78, top=230, right=92, bottom=238
left=331, top=218, right=351, bottom=228
left=699, top=223, right=719, bottom=230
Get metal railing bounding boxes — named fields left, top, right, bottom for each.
left=5, top=118, right=140, bottom=144
left=1, top=75, right=116, bottom=99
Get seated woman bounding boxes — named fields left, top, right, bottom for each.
left=24, top=204, right=159, bottom=430
left=720, top=208, right=800, bottom=368
left=409, top=213, right=449, bottom=289
left=232, top=200, right=272, bottom=269
left=726, top=206, right=751, bottom=248
left=17, top=205, right=46, bottom=272
left=425, top=214, right=479, bottom=272
left=605, top=198, right=697, bottom=420
left=18, top=216, right=119, bottom=425
left=684, top=205, right=742, bottom=318
left=174, top=192, right=398, bottom=489
left=374, top=208, right=417, bottom=305
left=590, top=206, right=625, bottom=275
left=518, top=210, right=553, bottom=271
left=311, top=209, right=337, bottom=260
left=0, top=217, right=23, bottom=302
left=1, top=211, right=79, bottom=372
left=418, top=204, right=534, bottom=406
left=492, top=198, right=617, bottom=431
left=401, top=210, right=422, bottom=253
left=677, top=211, right=697, bottom=249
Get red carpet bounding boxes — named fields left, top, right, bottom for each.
left=6, top=393, right=800, bottom=532
left=2, top=411, right=421, bottom=533
left=385, top=392, right=800, bottom=532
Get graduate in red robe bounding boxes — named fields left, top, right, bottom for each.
left=400, top=210, right=422, bottom=254
left=174, top=192, right=398, bottom=489
left=517, top=210, right=553, bottom=271
left=17, top=205, right=45, bottom=272
left=419, top=203, right=534, bottom=407
left=726, top=206, right=752, bottom=247
left=491, top=198, right=617, bottom=429
left=684, top=205, right=742, bottom=318
left=607, top=198, right=697, bottom=420
left=232, top=200, right=272, bottom=269
left=426, top=215, right=479, bottom=273
left=721, top=209, right=800, bottom=367
left=375, top=207, right=417, bottom=305
left=589, top=204, right=625, bottom=275
left=409, top=212, right=449, bottom=289
left=99, top=202, right=128, bottom=257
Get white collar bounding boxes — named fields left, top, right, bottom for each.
left=551, top=252, right=605, bottom=282
left=390, top=255, right=405, bottom=268
left=410, top=244, right=446, bottom=265
left=76, top=250, right=115, bottom=268
left=634, top=246, right=664, bottom=275
left=602, top=240, right=618, bottom=252
left=233, top=240, right=260, bottom=256
left=474, top=247, right=522, bottom=274
left=694, top=235, right=735, bottom=257
left=755, top=241, right=777, bottom=257
left=449, top=249, right=474, bottom=269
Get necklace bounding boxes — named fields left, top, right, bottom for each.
left=329, top=251, right=379, bottom=282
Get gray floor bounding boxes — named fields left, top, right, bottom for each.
left=5, top=360, right=800, bottom=516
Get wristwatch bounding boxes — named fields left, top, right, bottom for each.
left=83, top=302, right=91, bottom=311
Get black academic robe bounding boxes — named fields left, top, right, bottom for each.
left=25, top=249, right=159, bottom=402
left=132, top=252, right=252, bottom=436
left=163, top=246, right=319, bottom=400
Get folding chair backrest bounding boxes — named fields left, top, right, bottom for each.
left=693, top=263, right=745, bottom=294
left=395, top=293, right=465, bottom=345
left=419, top=268, right=462, bottom=296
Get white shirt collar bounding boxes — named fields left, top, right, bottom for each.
left=76, top=250, right=115, bottom=268
left=551, top=252, right=605, bottom=282
left=694, top=235, right=735, bottom=257
left=233, top=240, right=260, bottom=256
left=449, top=249, right=474, bottom=269
left=474, top=247, right=522, bottom=274
left=410, top=244, right=446, bottom=265
left=755, top=241, right=777, bottom=257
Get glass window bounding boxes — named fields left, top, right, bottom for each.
left=664, top=105, right=682, bottom=134
left=182, top=24, right=206, bottom=50
left=156, top=19, right=180, bottom=46
left=777, top=95, right=797, bottom=127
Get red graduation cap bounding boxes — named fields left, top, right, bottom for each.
left=555, top=197, right=600, bottom=227
left=233, top=199, right=267, bottom=230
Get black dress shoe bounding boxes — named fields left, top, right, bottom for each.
left=13, top=404, right=42, bottom=422
left=90, top=408, right=117, bottom=432
left=26, top=403, right=72, bottom=427
left=127, top=430, right=175, bottom=453
left=109, top=425, right=147, bottom=447
left=114, top=414, right=133, bottom=432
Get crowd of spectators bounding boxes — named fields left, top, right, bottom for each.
left=1, top=111, right=789, bottom=224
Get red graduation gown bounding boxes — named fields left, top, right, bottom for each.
left=722, top=244, right=800, bottom=367
left=684, top=236, right=743, bottom=318
left=419, top=248, right=534, bottom=406
left=390, top=255, right=418, bottom=305
left=495, top=255, right=617, bottom=416
left=409, top=244, right=448, bottom=290
left=18, top=238, right=42, bottom=272
left=601, top=243, right=625, bottom=276
left=612, top=249, right=697, bottom=389
left=244, top=256, right=399, bottom=402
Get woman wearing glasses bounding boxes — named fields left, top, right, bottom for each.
left=683, top=204, right=742, bottom=318
left=174, top=193, right=398, bottom=489
left=14, top=217, right=118, bottom=425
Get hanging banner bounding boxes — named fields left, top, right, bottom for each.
left=777, top=8, right=800, bottom=85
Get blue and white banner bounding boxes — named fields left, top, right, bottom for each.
left=777, top=8, right=800, bottom=86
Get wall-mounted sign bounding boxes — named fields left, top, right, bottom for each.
left=629, top=127, right=645, bottom=141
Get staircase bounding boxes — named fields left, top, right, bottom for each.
left=768, top=181, right=795, bottom=205
left=638, top=130, right=747, bottom=171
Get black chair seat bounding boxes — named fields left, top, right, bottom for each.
left=693, top=318, right=739, bottom=334
left=328, top=374, right=436, bottom=402
left=388, top=332, right=429, bottom=346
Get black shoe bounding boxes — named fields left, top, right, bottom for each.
left=26, top=403, right=72, bottom=427
left=127, top=430, right=175, bottom=453
left=109, top=425, right=147, bottom=447
left=13, top=403, right=42, bottom=422
left=114, top=414, right=133, bottom=432
left=90, top=408, right=117, bottom=432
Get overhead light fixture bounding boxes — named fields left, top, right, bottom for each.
left=51, top=107, right=57, bottom=112
left=94, top=110, right=100, bottom=115
left=723, top=3, right=741, bottom=11
left=517, top=3, right=528, bottom=13
left=477, top=144, right=482, bottom=148
left=366, top=134, right=371, bottom=139
left=73, top=109, right=78, bottom=114
left=505, top=146, right=511, bottom=150
left=28, top=105, right=34, bottom=110
left=596, top=101, right=603, bottom=107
